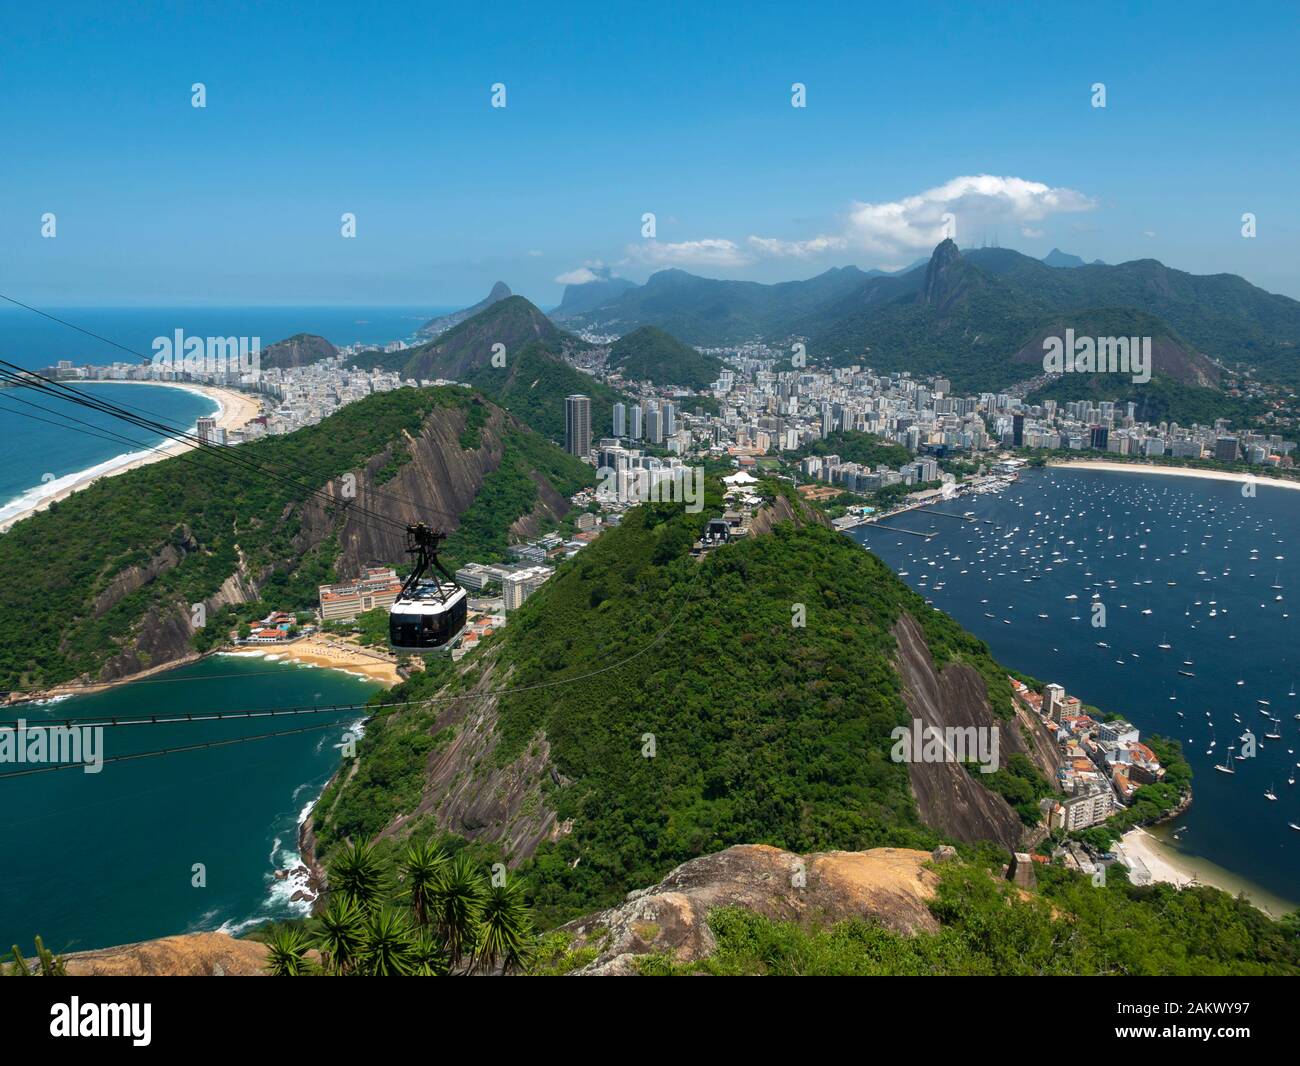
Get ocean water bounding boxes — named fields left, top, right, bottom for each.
left=0, top=655, right=380, bottom=954
left=0, top=382, right=218, bottom=523
left=0, top=305, right=452, bottom=370
left=853, top=466, right=1300, bottom=909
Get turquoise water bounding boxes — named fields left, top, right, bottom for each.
left=0, top=655, right=380, bottom=953
left=0, top=382, right=218, bottom=521
left=853, top=467, right=1300, bottom=909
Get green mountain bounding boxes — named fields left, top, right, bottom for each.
left=418, top=281, right=512, bottom=337
left=569, top=242, right=1300, bottom=394
left=606, top=325, right=724, bottom=389
left=259, top=332, right=338, bottom=370
left=0, top=387, right=590, bottom=691
left=569, top=265, right=878, bottom=345
left=348, top=296, right=626, bottom=446
left=310, top=485, right=1060, bottom=925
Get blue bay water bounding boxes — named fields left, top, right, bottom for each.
left=0, top=305, right=452, bottom=370
left=0, top=655, right=380, bottom=953
left=853, top=467, right=1300, bottom=908
left=0, top=383, right=218, bottom=520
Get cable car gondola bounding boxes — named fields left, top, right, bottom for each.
left=388, top=523, right=468, bottom=651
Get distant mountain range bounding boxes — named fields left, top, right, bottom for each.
left=561, top=242, right=1300, bottom=393
left=552, top=268, right=638, bottom=316
left=1041, top=248, right=1106, bottom=269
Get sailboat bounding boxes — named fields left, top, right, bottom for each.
left=1265, top=719, right=1283, bottom=740
left=1265, top=783, right=1279, bottom=801
left=1158, top=634, right=1171, bottom=650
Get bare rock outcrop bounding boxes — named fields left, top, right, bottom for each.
left=560, top=844, right=939, bottom=975
left=59, top=932, right=269, bottom=976
left=891, top=612, right=1036, bottom=851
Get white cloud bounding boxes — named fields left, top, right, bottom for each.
left=554, top=267, right=601, bottom=285
left=623, top=238, right=751, bottom=268
left=608, top=176, right=1097, bottom=275
left=527, top=249, right=544, bottom=258
left=750, top=175, right=1097, bottom=261
left=747, top=234, right=848, bottom=259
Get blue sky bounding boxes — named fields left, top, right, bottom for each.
left=2, top=0, right=1297, bottom=306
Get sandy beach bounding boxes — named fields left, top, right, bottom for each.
left=0, top=382, right=263, bottom=533
left=1120, top=827, right=1297, bottom=918
left=222, top=634, right=401, bottom=686
left=1050, top=458, right=1300, bottom=493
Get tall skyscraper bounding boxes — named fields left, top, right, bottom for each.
left=630, top=404, right=643, bottom=439
left=612, top=402, right=626, bottom=437
left=663, top=402, right=675, bottom=437
left=1012, top=413, right=1024, bottom=448
left=565, top=394, right=591, bottom=458
left=646, top=407, right=664, bottom=444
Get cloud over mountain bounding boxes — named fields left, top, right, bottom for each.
left=625, top=176, right=1098, bottom=272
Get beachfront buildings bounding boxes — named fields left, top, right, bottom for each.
left=318, top=567, right=404, bottom=622
left=1011, top=677, right=1164, bottom=830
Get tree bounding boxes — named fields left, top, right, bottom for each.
left=315, top=895, right=366, bottom=975
left=265, top=925, right=312, bottom=977
left=475, top=879, right=534, bottom=973
left=431, top=854, right=487, bottom=969
left=400, top=839, right=450, bottom=929
left=359, top=906, right=417, bottom=977
left=328, top=838, right=389, bottom=912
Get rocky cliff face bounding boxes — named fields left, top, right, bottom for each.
left=559, top=844, right=942, bottom=975
left=891, top=613, right=1057, bottom=851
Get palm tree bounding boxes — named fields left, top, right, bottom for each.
left=430, top=854, right=487, bottom=969
left=399, top=839, right=449, bottom=929
left=314, top=895, right=366, bottom=975
left=265, top=924, right=312, bottom=977
left=328, top=837, right=389, bottom=912
left=474, top=878, right=534, bottom=974
left=409, top=930, right=449, bottom=976
left=359, top=906, right=417, bottom=976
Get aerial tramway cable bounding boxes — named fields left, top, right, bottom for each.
left=0, top=296, right=711, bottom=771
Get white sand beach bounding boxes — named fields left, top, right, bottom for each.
left=0, top=382, right=262, bottom=533
left=1050, top=458, right=1300, bottom=492
left=1120, top=827, right=1297, bottom=917
left=222, top=635, right=401, bottom=686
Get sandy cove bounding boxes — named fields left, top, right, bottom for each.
left=221, top=634, right=402, bottom=686
left=0, top=382, right=263, bottom=533
left=1049, top=458, right=1300, bottom=492
left=1120, top=827, right=1298, bottom=918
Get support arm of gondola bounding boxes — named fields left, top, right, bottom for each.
left=399, top=522, right=451, bottom=602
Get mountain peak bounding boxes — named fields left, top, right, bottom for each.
left=920, top=239, right=964, bottom=306
left=1042, top=248, right=1085, bottom=269
left=419, top=282, right=514, bottom=336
